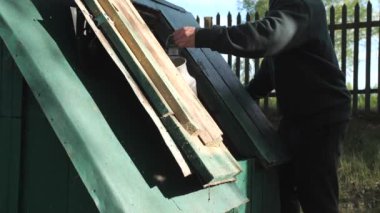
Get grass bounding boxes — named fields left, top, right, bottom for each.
left=338, top=113, right=380, bottom=211
left=262, top=105, right=380, bottom=212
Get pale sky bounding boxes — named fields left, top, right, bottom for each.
left=167, top=0, right=240, bottom=26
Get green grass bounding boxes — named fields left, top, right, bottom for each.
left=338, top=113, right=380, bottom=211
left=263, top=107, right=380, bottom=212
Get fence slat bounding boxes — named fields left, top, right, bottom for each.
left=204, top=16, right=213, bottom=28
left=330, top=6, right=335, bottom=46
left=365, top=2, right=372, bottom=113
left=244, top=12, right=251, bottom=85
left=341, top=4, right=347, bottom=78
left=235, top=13, right=241, bottom=79
left=378, top=13, right=380, bottom=113
left=227, top=12, right=232, bottom=68
left=353, top=3, right=360, bottom=114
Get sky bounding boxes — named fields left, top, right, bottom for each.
left=167, top=0, right=380, bottom=88
left=167, top=0, right=240, bottom=26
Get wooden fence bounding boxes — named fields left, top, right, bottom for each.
left=196, top=2, right=380, bottom=114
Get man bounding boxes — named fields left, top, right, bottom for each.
left=173, top=0, right=351, bottom=212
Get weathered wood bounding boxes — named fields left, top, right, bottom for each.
left=330, top=20, right=380, bottom=29
left=235, top=13, right=241, bottom=79
left=204, top=16, right=213, bottom=28
left=365, top=2, right=372, bottom=112
left=353, top=3, right=360, bottom=113
left=227, top=12, right=232, bottom=67
left=329, top=6, right=335, bottom=46
left=244, top=13, right=251, bottom=85
left=80, top=0, right=241, bottom=185
left=378, top=17, right=380, bottom=113
left=95, top=0, right=223, bottom=145
left=75, top=0, right=191, bottom=177
left=0, top=39, right=23, bottom=213
left=341, top=4, right=347, bottom=78
left=156, top=7, right=289, bottom=166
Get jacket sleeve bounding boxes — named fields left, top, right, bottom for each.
left=195, top=0, right=310, bottom=58
left=246, top=57, right=274, bottom=100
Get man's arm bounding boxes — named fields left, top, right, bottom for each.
left=173, top=0, right=310, bottom=58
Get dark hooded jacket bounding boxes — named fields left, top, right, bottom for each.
left=195, top=0, right=351, bottom=124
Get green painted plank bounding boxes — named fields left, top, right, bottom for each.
left=250, top=160, right=281, bottom=213
left=0, top=0, right=247, bottom=212
left=20, top=89, right=70, bottom=213
left=68, top=164, right=99, bottom=213
left=0, top=39, right=22, bottom=213
left=0, top=118, right=11, bottom=213
left=19, top=88, right=98, bottom=213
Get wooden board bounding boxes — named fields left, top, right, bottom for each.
left=79, top=0, right=241, bottom=185
left=148, top=4, right=291, bottom=166
left=97, top=0, right=222, bottom=145
left=0, top=39, right=23, bottom=213
left=75, top=0, right=191, bottom=177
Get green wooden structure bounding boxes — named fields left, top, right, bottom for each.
left=0, top=0, right=286, bottom=212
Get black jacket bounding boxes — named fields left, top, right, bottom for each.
left=195, top=0, right=351, bottom=124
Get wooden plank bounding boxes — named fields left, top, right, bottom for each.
left=329, top=6, right=335, bottom=46
left=96, top=0, right=223, bottom=145
left=80, top=0, right=241, bottom=184
left=0, top=118, right=12, bottom=213
left=365, top=2, right=372, bottom=112
left=227, top=12, right=232, bottom=67
left=353, top=4, right=360, bottom=113
left=161, top=114, right=241, bottom=187
left=0, top=1, right=248, bottom=211
left=244, top=14, right=251, bottom=85
left=20, top=90, right=70, bottom=213
left=330, top=20, right=380, bottom=30
left=235, top=13, right=241, bottom=79
left=341, top=4, right=347, bottom=78
left=157, top=5, right=289, bottom=166
left=0, top=39, right=23, bottom=213
left=378, top=19, right=380, bottom=113
left=76, top=0, right=191, bottom=177
left=139, top=13, right=253, bottom=159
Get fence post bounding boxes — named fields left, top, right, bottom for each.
left=227, top=12, right=232, bottom=67
left=378, top=12, right=380, bottom=113
left=244, top=12, right=251, bottom=85
left=204, top=16, right=213, bottom=28
left=341, top=4, right=347, bottom=79
left=365, top=2, right=372, bottom=113
left=329, top=6, right=335, bottom=46
left=353, top=3, right=360, bottom=114
left=235, top=13, right=241, bottom=79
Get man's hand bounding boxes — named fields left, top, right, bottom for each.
left=172, top=27, right=196, bottom=48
